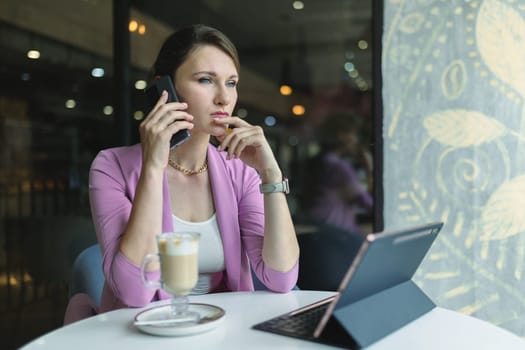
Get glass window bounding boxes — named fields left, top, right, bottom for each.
left=0, top=1, right=374, bottom=346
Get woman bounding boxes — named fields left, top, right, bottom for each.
left=65, top=24, right=299, bottom=323
left=81, top=24, right=299, bottom=316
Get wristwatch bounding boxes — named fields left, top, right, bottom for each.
left=259, top=178, right=290, bottom=194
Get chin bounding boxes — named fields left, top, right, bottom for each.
left=210, top=126, right=228, bottom=137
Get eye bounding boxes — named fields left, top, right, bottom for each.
left=226, top=80, right=238, bottom=87
left=198, top=77, right=212, bottom=84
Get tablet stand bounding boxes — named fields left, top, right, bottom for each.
left=331, top=280, right=435, bottom=348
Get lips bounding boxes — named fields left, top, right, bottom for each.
left=212, top=112, right=229, bottom=118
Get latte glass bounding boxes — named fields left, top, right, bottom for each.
left=141, top=232, right=200, bottom=324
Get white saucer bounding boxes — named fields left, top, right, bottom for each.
left=134, top=303, right=225, bottom=337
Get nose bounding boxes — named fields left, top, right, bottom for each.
left=214, top=85, right=231, bottom=106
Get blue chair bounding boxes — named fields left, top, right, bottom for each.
left=69, top=244, right=104, bottom=306
left=251, top=268, right=268, bottom=291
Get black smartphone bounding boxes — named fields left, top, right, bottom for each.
left=145, top=75, right=191, bottom=148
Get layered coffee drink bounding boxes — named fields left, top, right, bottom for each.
left=159, top=234, right=199, bottom=296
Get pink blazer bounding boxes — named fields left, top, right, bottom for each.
left=89, top=143, right=298, bottom=312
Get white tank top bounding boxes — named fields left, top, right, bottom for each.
left=172, top=213, right=225, bottom=294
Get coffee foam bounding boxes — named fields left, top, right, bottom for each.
left=160, top=237, right=198, bottom=256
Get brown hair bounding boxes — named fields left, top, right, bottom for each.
left=319, top=112, right=361, bottom=151
left=152, top=24, right=240, bottom=79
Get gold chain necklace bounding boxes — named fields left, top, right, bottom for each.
left=168, top=158, right=208, bottom=175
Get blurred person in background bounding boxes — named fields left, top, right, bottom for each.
left=301, top=112, right=373, bottom=235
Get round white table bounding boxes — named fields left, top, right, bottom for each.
left=20, top=291, right=525, bottom=349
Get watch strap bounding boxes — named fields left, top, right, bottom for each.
left=259, top=178, right=290, bottom=194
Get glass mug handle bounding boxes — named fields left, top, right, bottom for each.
left=140, top=253, right=162, bottom=290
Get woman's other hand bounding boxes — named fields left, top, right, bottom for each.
left=214, top=116, right=281, bottom=180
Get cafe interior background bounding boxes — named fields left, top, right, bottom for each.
left=1, top=0, right=524, bottom=348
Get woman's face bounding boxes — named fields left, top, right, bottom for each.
left=174, top=44, right=239, bottom=136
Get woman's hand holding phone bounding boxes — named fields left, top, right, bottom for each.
left=140, top=91, right=194, bottom=171
left=145, top=75, right=191, bottom=149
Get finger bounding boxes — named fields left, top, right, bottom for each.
left=216, top=119, right=249, bottom=146
left=217, top=126, right=237, bottom=152
left=153, top=120, right=194, bottom=147
left=215, top=125, right=235, bottom=145
left=166, top=120, right=194, bottom=136
left=146, top=105, right=190, bottom=132
left=232, top=137, right=250, bottom=159
left=225, top=128, right=256, bottom=159
left=141, top=111, right=192, bottom=144
left=228, top=116, right=249, bottom=128
left=155, top=101, right=188, bottom=119
left=213, top=116, right=247, bottom=129
left=156, top=90, right=169, bottom=106
left=145, top=99, right=187, bottom=126
left=235, top=126, right=265, bottom=156
left=146, top=90, right=169, bottom=119
left=158, top=110, right=193, bottom=129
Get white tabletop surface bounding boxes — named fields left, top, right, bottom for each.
left=21, top=290, right=525, bottom=350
